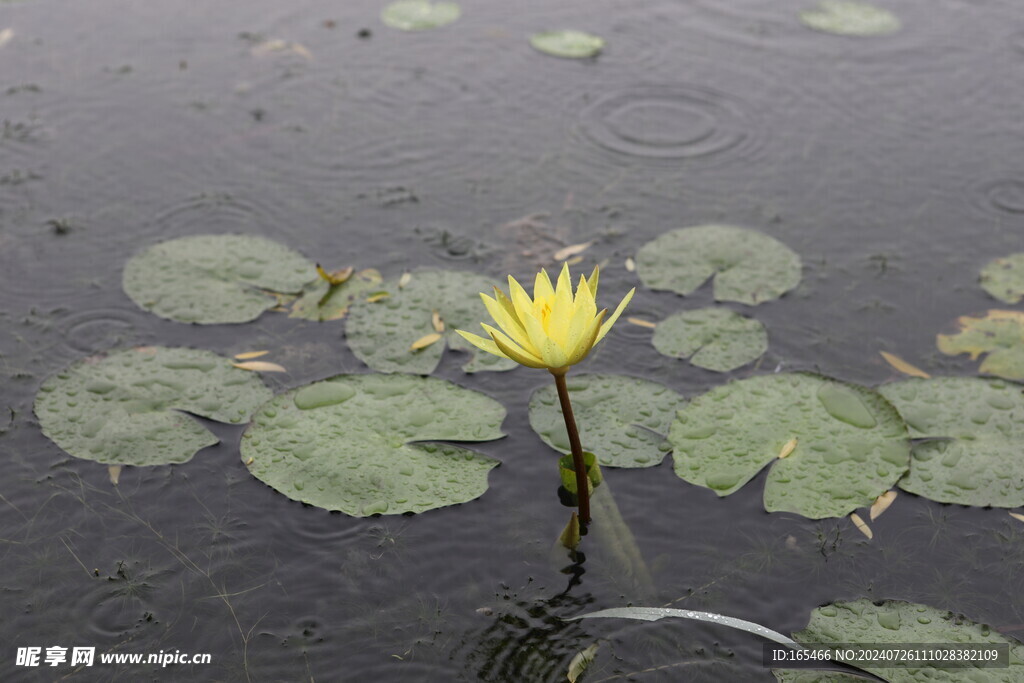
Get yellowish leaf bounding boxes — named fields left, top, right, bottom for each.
left=0, top=29, right=13, bottom=49
left=879, top=351, right=930, bottom=378
left=624, top=257, right=636, bottom=272
left=245, top=457, right=255, bottom=466
left=234, top=350, right=269, bottom=360
left=778, top=437, right=798, bottom=459
left=398, top=272, right=412, bottom=289
left=850, top=513, right=873, bottom=539
left=1010, top=512, right=1024, bottom=524
left=553, top=241, right=594, bottom=261
left=432, top=310, right=445, bottom=333
left=108, top=465, right=121, bottom=486
left=232, top=361, right=287, bottom=373
left=316, top=264, right=354, bottom=285
left=626, top=317, right=657, bottom=329
left=565, top=255, right=584, bottom=266
left=558, top=511, right=581, bottom=552
left=870, top=490, right=897, bottom=521
left=410, top=332, right=442, bottom=351
left=366, top=292, right=390, bottom=303
left=567, top=642, right=599, bottom=683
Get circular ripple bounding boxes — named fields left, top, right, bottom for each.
left=55, top=307, right=145, bottom=355
left=983, top=179, right=1024, bottom=214
left=148, top=190, right=285, bottom=242
left=579, top=84, right=756, bottom=162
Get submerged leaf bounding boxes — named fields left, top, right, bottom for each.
left=35, top=347, right=272, bottom=465
left=980, top=253, right=1024, bottom=304
left=937, top=310, right=1024, bottom=380
left=880, top=377, right=1024, bottom=508
left=122, top=235, right=317, bottom=324
left=381, top=0, right=461, bottom=31
left=637, top=225, right=801, bottom=305
left=799, top=1, right=901, bottom=37
left=567, top=642, right=599, bottom=683
left=879, top=351, right=930, bottom=378
left=530, top=30, right=605, bottom=58
left=241, top=375, right=504, bottom=515
left=670, top=373, right=909, bottom=519
left=652, top=307, right=768, bottom=372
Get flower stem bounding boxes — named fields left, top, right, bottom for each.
left=552, top=370, right=591, bottom=524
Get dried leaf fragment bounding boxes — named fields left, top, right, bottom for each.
left=1010, top=512, right=1024, bottom=524
left=410, top=332, right=443, bottom=351
left=870, top=490, right=897, bottom=520
left=108, top=465, right=121, bottom=486
left=232, top=361, right=287, bottom=373
left=567, top=641, right=599, bottom=683
left=316, top=264, right=354, bottom=285
left=432, top=310, right=445, bottom=332
left=234, top=350, right=270, bottom=360
left=879, top=351, right=930, bottom=378
left=625, top=257, right=636, bottom=272
left=777, top=437, right=798, bottom=459
left=626, top=316, right=657, bottom=329
left=0, top=29, right=13, bottom=49
left=399, top=272, right=412, bottom=289
left=850, top=513, right=873, bottom=539
left=553, top=241, right=593, bottom=261
left=366, top=292, right=390, bottom=303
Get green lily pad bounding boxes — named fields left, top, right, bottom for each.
left=381, top=1, right=460, bottom=31
left=799, top=1, right=901, bottom=37
left=652, top=307, right=767, bottom=372
left=981, top=253, right=1024, bottom=304
left=345, top=269, right=517, bottom=375
left=530, top=374, right=684, bottom=468
left=793, top=599, right=1024, bottom=682
left=878, top=377, right=1024, bottom=508
left=35, top=347, right=273, bottom=465
left=123, top=234, right=317, bottom=324
left=529, top=30, right=605, bottom=59
left=670, top=373, right=909, bottom=519
left=289, top=268, right=383, bottom=321
left=636, top=225, right=802, bottom=306
left=937, top=310, right=1024, bottom=381
left=240, top=374, right=504, bottom=515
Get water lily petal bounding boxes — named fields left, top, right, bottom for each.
left=573, top=273, right=597, bottom=320
left=484, top=325, right=548, bottom=369
left=587, top=265, right=600, bottom=296
left=566, top=310, right=606, bottom=365
left=548, top=263, right=575, bottom=347
left=534, top=268, right=555, bottom=302
left=481, top=292, right=534, bottom=352
left=594, top=288, right=635, bottom=344
left=455, top=329, right=504, bottom=357
left=493, top=287, right=524, bottom=328
left=508, top=275, right=535, bottom=320
left=522, top=311, right=569, bottom=368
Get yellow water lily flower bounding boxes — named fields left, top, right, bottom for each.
left=456, top=263, right=634, bottom=375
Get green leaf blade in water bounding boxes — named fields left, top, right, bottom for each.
left=799, top=1, right=901, bottom=37
left=879, top=376, right=1024, bottom=507
left=34, top=347, right=273, bottom=465
left=980, top=253, right=1024, bottom=304
left=529, top=30, right=605, bottom=59
left=241, top=374, right=505, bottom=516
left=381, top=1, right=461, bottom=31
left=345, top=269, right=517, bottom=375
left=670, top=373, right=910, bottom=519
left=529, top=373, right=684, bottom=468
left=636, top=225, right=802, bottom=305
left=652, top=307, right=767, bottom=372
left=122, top=234, right=317, bottom=324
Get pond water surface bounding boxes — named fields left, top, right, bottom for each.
left=2, top=0, right=1023, bottom=681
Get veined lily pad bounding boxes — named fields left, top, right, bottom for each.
left=793, top=599, right=1024, bottom=682
left=345, top=269, right=517, bottom=375
left=937, top=310, right=1024, bottom=381
left=123, top=234, right=317, bottom=324
left=670, top=373, right=909, bottom=519
left=878, top=377, right=1024, bottom=508
left=381, top=1, right=460, bottom=31
left=240, top=374, right=504, bottom=515
left=799, top=1, right=901, bottom=37
left=530, top=374, right=684, bottom=468
left=35, top=347, right=272, bottom=465
left=980, top=253, right=1024, bottom=304
left=529, top=30, right=605, bottom=59
left=636, top=225, right=802, bottom=305
left=289, top=268, right=383, bottom=321
left=652, top=307, right=767, bottom=372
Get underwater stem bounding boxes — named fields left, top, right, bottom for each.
left=552, top=370, right=591, bottom=524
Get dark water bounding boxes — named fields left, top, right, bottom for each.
left=2, top=0, right=1023, bottom=680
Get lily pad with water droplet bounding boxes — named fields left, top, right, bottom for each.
left=936, top=310, right=1024, bottom=381
left=652, top=307, right=767, bottom=372
left=637, top=225, right=802, bottom=306
left=530, top=374, right=684, bottom=468
left=289, top=268, right=383, bottom=321
left=879, top=377, right=1024, bottom=508
left=529, top=30, right=605, bottom=59
left=241, top=374, right=504, bottom=515
left=123, top=234, right=317, bottom=324
left=799, top=1, right=901, bottom=37
left=381, top=1, right=461, bottom=31
left=34, top=347, right=273, bottom=465
left=793, top=599, right=1024, bottom=681
left=345, top=269, right=517, bottom=375
left=981, top=253, right=1024, bottom=305
left=670, top=373, right=909, bottom=519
